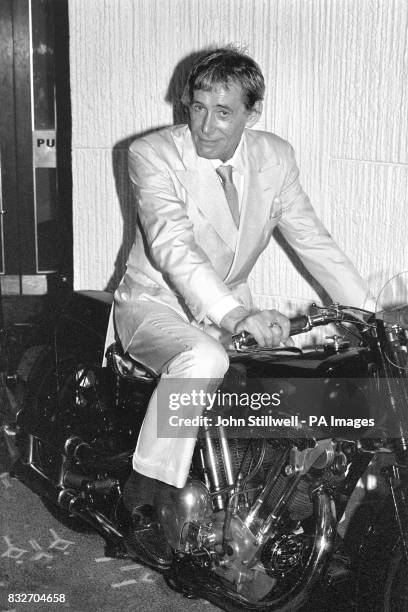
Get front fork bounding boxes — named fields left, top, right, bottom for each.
left=384, top=462, right=408, bottom=562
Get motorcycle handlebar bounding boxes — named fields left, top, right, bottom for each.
left=232, top=314, right=313, bottom=350
left=289, top=314, right=311, bottom=336
left=232, top=303, right=408, bottom=350
left=232, top=308, right=342, bottom=350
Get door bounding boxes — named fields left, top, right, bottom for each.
left=0, top=0, right=71, bottom=297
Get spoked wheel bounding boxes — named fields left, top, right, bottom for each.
left=15, top=348, right=94, bottom=528
left=17, top=349, right=76, bottom=479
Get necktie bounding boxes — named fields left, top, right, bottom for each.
left=216, top=165, right=240, bottom=227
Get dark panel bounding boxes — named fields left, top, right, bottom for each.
left=13, top=0, right=36, bottom=274
left=0, top=0, right=20, bottom=274
left=0, top=217, right=3, bottom=274
left=35, top=167, right=58, bottom=270
left=54, top=0, right=72, bottom=282
left=32, top=0, right=55, bottom=129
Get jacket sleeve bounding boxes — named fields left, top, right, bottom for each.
left=128, top=139, right=234, bottom=322
left=277, top=143, right=374, bottom=310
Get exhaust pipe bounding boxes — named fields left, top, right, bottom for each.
left=63, top=471, right=119, bottom=495
left=10, top=454, right=125, bottom=545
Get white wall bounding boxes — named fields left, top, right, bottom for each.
left=69, top=0, right=408, bottom=317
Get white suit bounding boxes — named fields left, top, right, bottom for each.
left=113, top=124, right=372, bottom=487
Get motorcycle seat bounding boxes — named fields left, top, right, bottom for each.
left=105, top=343, right=156, bottom=384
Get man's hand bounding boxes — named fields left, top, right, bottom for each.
left=220, top=306, right=290, bottom=347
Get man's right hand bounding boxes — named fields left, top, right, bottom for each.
left=220, top=306, right=290, bottom=347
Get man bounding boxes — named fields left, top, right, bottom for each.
left=113, top=47, right=373, bottom=568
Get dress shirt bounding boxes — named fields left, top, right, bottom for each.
left=209, top=137, right=245, bottom=209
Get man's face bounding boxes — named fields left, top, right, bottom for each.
left=189, top=82, right=261, bottom=162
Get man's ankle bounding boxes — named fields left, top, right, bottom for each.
left=154, top=480, right=179, bottom=507
left=123, top=470, right=157, bottom=512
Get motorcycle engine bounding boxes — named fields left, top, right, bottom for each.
left=159, top=439, right=319, bottom=590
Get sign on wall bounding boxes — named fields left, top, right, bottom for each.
left=33, top=130, right=56, bottom=168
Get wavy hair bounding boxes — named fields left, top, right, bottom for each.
left=182, top=46, right=265, bottom=110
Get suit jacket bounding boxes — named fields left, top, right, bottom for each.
left=113, top=124, right=372, bottom=343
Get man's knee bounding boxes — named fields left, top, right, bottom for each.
left=166, top=336, right=229, bottom=379
left=191, top=339, right=229, bottom=378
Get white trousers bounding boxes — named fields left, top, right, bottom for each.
left=114, top=300, right=230, bottom=488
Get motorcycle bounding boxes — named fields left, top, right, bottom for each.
left=3, top=290, right=408, bottom=611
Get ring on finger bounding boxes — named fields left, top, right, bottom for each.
left=269, top=321, right=282, bottom=331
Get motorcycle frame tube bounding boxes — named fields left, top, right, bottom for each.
left=197, top=442, right=212, bottom=490
left=25, top=431, right=67, bottom=487
left=256, top=473, right=303, bottom=545
left=244, top=448, right=289, bottom=530
left=218, top=425, right=235, bottom=487
left=386, top=465, right=408, bottom=561
left=203, top=426, right=224, bottom=510
left=375, top=322, right=408, bottom=452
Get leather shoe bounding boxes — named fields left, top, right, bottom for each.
left=124, top=504, right=172, bottom=570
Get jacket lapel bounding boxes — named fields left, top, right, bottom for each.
left=174, top=128, right=238, bottom=252
left=172, top=126, right=282, bottom=278
left=225, top=133, right=282, bottom=282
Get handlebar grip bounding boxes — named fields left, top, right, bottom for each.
left=289, top=315, right=310, bottom=336
left=232, top=314, right=311, bottom=350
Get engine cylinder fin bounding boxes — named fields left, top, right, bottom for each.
left=266, top=475, right=312, bottom=522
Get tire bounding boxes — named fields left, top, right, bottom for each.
left=16, top=347, right=93, bottom=530
left=18, top=348, right=75, bottom=472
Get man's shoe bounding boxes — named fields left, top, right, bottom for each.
left=124, top=504, right=172, bottom=570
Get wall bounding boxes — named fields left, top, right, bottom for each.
left=69, top=0, right=408, bottom=319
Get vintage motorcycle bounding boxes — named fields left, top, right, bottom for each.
left=3, top=290, right=408, bottom=611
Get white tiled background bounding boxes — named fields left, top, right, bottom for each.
left=69, top=0, right=408, bottom=319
